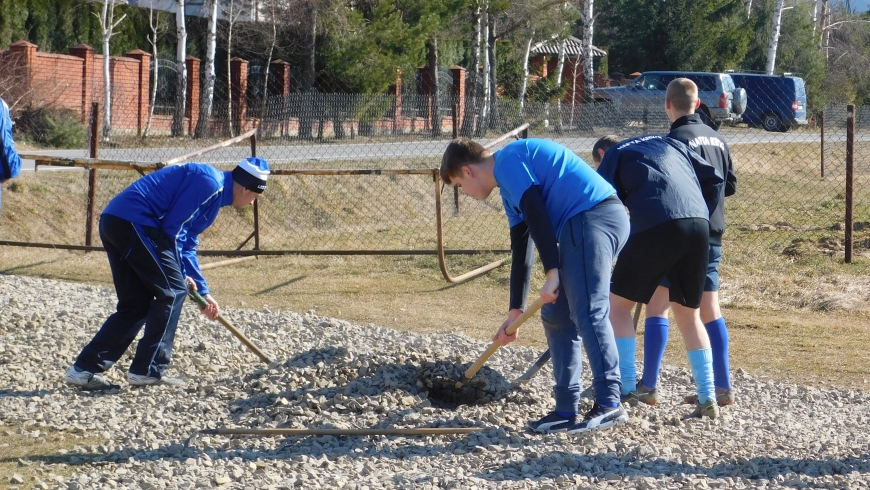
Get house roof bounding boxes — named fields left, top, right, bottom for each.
left=531, top=36, right=607, bottom=58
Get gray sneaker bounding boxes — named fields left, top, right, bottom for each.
left=684, top=387, right=734, bottom=407
left=691, top=398, right=720, bottom=419
left=128, top=372, right=186, bottom=387
left=65, top=366, right=120, bottom=391
left=621, top=383, right=659, bottom=407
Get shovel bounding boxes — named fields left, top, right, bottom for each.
left=187, top=285, right=273, bottom=364
left=455, top=296, right=548, bottom=389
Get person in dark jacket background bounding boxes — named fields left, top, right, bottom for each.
left=637, top=78, right=738, bottom=408
left=0, top=97, right=22, bottom=211
left=66, top=157, right=270, bottom=391
left=593, top=134, right=724, bottom=418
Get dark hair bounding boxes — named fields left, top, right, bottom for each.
left=440, top=138, right=490, bottom=184
left=592, top=135, right=621, bottom=163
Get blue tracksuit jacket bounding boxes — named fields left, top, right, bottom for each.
left=102, top=163, right=234, bottom=295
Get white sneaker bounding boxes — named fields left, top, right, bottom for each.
left=127, top=372, right=186, bottom=387
left=65, top=366, right=120, bottom=391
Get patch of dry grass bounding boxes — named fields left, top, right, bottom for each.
left=0, top=424, right=104, bottom=489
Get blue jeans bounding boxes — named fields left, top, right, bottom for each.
left=541, top=199, right=629, bottom=412
left=74, top=214, right=188, bottom=378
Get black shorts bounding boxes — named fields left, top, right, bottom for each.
left=611, top=218, right=710, bottom=308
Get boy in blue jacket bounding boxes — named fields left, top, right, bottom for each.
left=593, top=134, right=723, bottom=418
left=66, top=157, right=270, bottom=390
left=0, top=98, right=22, bottom=211
left=441, top=137, right=630, bottom=434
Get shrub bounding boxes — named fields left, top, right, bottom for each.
left=17, top=107, right=87, bottom=149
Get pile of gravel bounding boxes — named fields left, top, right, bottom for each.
left=2, top=273, right=870, bottom=489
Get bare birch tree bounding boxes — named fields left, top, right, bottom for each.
left=172, top=0, right=188, bottom=136
left=460, top=0, right=484, bottom=136
left=95, top=0, right=126, bottom=140
left=580, top=0, right=595, bottom=103
left=143, top=4, right=167, bottom=138
left=766, top=0, right=787, bottom=74
left=193, top=0, right=218, bottom=138
left=518, top=32, right=534, bottom=112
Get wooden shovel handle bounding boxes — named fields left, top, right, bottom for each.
left=187, top=285, right=272, bottom=364
left=459, top=296, right=549, bottom=385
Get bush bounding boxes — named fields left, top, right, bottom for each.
left=17, top=107, right=87, bottom=149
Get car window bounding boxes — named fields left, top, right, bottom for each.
left=722, top=77, right=735, bottom=92
left=686, top=75, right=718, bottom=92
left=637, top=74, right=663, bottom=90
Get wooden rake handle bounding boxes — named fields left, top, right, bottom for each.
left=458, top=296, right=549, bottom=386
left=187, top=286, right=273, bottom=364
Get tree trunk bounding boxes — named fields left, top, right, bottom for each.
left=819, top=0, right=829, bottom=55
left=745, top=0, right=752, bottom=17
left=765, top=0, right=785, bottom=75
left=172, top=0, right=188, bottom=137
left=553, top=39, right=566, bottom=132
left=486, top=14, right=498, bottom=130
left=581, top=0, right=595, bottom=103
left=427, top=38, right=441, bottom=137
left=518, top=33, right=533, bottom=113
left=476, top=11, right=490, bottom=136
left=100, top=0, right=115, bottom=141
left=144, top=7, right=159, bottom=138
left=460, top=0, right=483, bottom=137
left=300, top=1, right=316, bottom=139
left=195, top=0, right=217, bottom=138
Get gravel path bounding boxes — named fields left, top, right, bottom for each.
left=2, top=274, right=870, bottom=489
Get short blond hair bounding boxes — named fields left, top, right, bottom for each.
left=666, top=78, right=698, bottom=113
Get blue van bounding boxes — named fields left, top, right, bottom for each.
left=729, top=73, right=808, bottom=132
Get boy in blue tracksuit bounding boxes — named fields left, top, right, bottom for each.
left=0, top=98, right=22, bottom=211
left=441, top=137, right=630, bottom=434
left=593, top=134, right=724, bottom=418
left=66, top=157, right=270, bottom=390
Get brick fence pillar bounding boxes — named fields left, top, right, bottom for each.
left=126, top=49, right=150, bottom=136
left=450, top=65, right=465, bottom=129
left=70, top=44, right=95, bottom=124
left=230, top=57, right=248, bottom=134
left=269, top=59, right=290, bottom=96
left=185, top=55, right=200, bottom=135
left=8, top=41, right=36, bottom=104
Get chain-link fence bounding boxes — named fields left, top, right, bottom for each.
left=2, top=73, right=869, bottom=279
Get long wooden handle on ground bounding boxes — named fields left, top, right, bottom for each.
left=197, top=427, right=484, bottom=437
left=187, top=286, right=273, bottom=364
left=456, top=296, right=549, bottom=388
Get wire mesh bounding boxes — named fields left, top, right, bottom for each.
left=1, top=72, right=863, bottom=268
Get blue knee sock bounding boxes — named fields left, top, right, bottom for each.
left=704, top=317, right=732, bottom=390
left=615, top=337, right=637, bottom=396
left=641, top=317, right=669, bottom=389
left=687, top=348, right=715, bottom=404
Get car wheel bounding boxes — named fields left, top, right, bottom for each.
left=762, top=113, right=785, bottom=132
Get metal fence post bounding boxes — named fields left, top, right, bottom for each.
left=250, top=132, right=260, bottom=250
left=820, top=110, right=825, bottom=179
left=452, top=102, right=460, bottom=217
left=85, top=102, right=99, bottom=248
left=845, top=104, right=854, bottom=263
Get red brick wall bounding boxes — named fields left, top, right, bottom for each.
left=32, top=52, right=84, bottom=112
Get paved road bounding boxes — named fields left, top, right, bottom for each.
left=17, top=128, right=862, bottom=172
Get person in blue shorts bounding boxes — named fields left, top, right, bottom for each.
left=65, top=157, right=270, bottom=391
left=441, top=137, right=630, bottom=434
left=638, top=78, right=738, bottom=408
left=593, top=134, right=724, bottom=418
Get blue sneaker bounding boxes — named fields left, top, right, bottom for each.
left=528, top=411, right=576, bottom=433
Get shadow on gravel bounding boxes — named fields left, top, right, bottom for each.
left=0, top=259, right=60, bottom=274
left=253, top=275, right=306, bottom=296
left=477, top=449, right=870, bottom=483
left=0, top=388, right=55, bottom=398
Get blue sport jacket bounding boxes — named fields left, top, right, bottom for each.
left=102, top=163, right=234, bottom=295
left=0, top=98, right=22, bottom=211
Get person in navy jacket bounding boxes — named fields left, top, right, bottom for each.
left=593, top=134, right=724, bottom=419
left=66, top=157, right=270, bottom=390
left=0, top=97, right=22, bottom=211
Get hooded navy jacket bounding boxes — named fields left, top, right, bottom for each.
left=596, top=135, right=723, bottom=235
left=667, top=113, right=737, bottom=245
